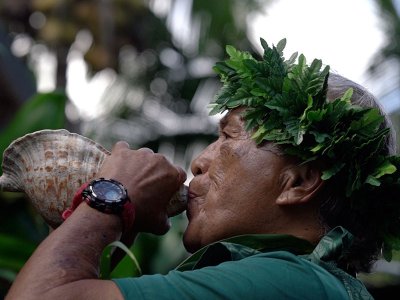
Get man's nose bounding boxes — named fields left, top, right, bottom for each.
left=191, top=142, right=218, bottom=176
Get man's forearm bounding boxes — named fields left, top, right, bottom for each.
left=6, top=203, right=125, bottom=299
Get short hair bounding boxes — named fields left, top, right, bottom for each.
left=327, top=73, right=396, bottom=155
left=318, top=73, right=397, bottom=274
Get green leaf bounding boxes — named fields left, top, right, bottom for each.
left=275, top=38, right=287, bottom=55
left=349, top=109, right=384, bottom=136
left=0, top=91, right=67, bottom=169
left=212, top=62, right=234, bottom=76
left=225, top=45, right=237, bottom=58
left=365, top=175, right=381, bottom=186
left=321, top=163, right=345, bottom=180
left=340, top=88, right=353, bottom=104
left=225, top=45, right=253, bottom=62
left=372, top=160, right=397, bottom=178
left=260, top=38, right=269, bottom=51
left=251, top=124, right=268, bottom=143
left=286, top=51, right=298, bottom=66
left=310, top=143, right=324, bottom=153
left=100, top=241, right=142, bottom=279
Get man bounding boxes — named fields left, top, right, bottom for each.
left=6, top=39, right=400, bottom=299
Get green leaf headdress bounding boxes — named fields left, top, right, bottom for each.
left=209, top=38, right=400, bottom=260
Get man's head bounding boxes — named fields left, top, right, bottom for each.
left=185, top=38, right=400, bottom=273
left=184, top=107, right=324, bottom=253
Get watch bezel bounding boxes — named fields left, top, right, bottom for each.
left=82, top=178, right=130, bottom=214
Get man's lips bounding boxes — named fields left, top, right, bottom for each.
left=188, top=190, right=198, bottom=200
left=186, top=188, right=201, bottom=220
left=187, top=178, right=209, bottom=219
left=188, top=177, right=209, bottom=200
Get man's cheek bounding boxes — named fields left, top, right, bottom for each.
left=209, top=166, right=225, bottom=189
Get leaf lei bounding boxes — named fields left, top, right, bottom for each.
left=209, top=38, right=400, bottom=259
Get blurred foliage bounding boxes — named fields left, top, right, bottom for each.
left=0, top=25, right=37, bottom=129
left=0, top=91, right=67, bottom=168
left=370, top=0, right=400, bottom=74
left=371, top=0, right=400, bottom=152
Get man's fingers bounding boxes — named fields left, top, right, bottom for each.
left=136, top=147, right=154, bottom=154
left=111, top=141, right=130, bottom=152
left=176, top=166, right=187, bottom=185
left=111, top=144, right=154, bottom=154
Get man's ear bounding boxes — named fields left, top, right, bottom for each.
left=276, top=164, right=324, bottom=205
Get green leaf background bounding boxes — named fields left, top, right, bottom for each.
left=0, top=91, right=67, bottom=169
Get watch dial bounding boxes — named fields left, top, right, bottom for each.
left=93, top=181, right=124, bottom=201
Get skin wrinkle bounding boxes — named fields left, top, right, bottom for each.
left=209, top=153, right=225, bottom=188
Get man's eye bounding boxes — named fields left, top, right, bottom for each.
left=219, top=128, right=232, bottom=140
left=218, top=130, right=226, bottom=139
left=222, top=131, right=230, bottom=139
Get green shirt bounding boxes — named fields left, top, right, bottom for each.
left=113, top=227, right=373, bottom=299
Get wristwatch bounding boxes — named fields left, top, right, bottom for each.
left=62, top=178, right=135, bottom=233
left=82, top=178, right=130, bottom=214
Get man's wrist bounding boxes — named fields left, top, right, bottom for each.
left=75, top=201, right=124, bottom=231
left=62, top=180, right=135, bottom=235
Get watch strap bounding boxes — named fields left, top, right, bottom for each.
left=122, top=200, right=135, bottom=234
left=61, top=182, right=90, bottom=220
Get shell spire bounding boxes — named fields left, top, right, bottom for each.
left=0, top=173, right=23, bottom=192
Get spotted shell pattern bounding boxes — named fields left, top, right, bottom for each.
left=0, top=129, right=188, bottom=228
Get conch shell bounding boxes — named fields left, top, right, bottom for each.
left=0, top=129, right=188, bottom=228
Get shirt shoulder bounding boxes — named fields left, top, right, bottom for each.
left=113, top=250, right=350, bottom=300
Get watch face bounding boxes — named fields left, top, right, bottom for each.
left=92, top=180, right=125, bottom=202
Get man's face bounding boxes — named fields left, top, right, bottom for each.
left=183, top=108, right=294, bottom=253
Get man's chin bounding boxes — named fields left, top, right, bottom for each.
left=182, top=229, right=202, bottom=253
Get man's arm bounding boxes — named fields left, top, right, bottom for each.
left=6, top=203, right=125, bottom=300
left=6, top=142, right=186, bottom=300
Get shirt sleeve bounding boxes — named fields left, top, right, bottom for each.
left=113, top=251, right=349, bottom=300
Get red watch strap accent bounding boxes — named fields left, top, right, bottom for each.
left=61, top=182, right=90, bottom=220
left=122, top=201, right=135, bottom=233
left=61, top=181, right=135, bottom=234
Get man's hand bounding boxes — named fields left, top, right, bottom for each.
left=98, top=141, right=187, bottom=235
left=6, top=141, right=186, bottom=300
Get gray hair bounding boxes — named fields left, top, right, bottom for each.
left=327, top=73, right=397, bottom=155
left=318, top=72, right=397, bottom=274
